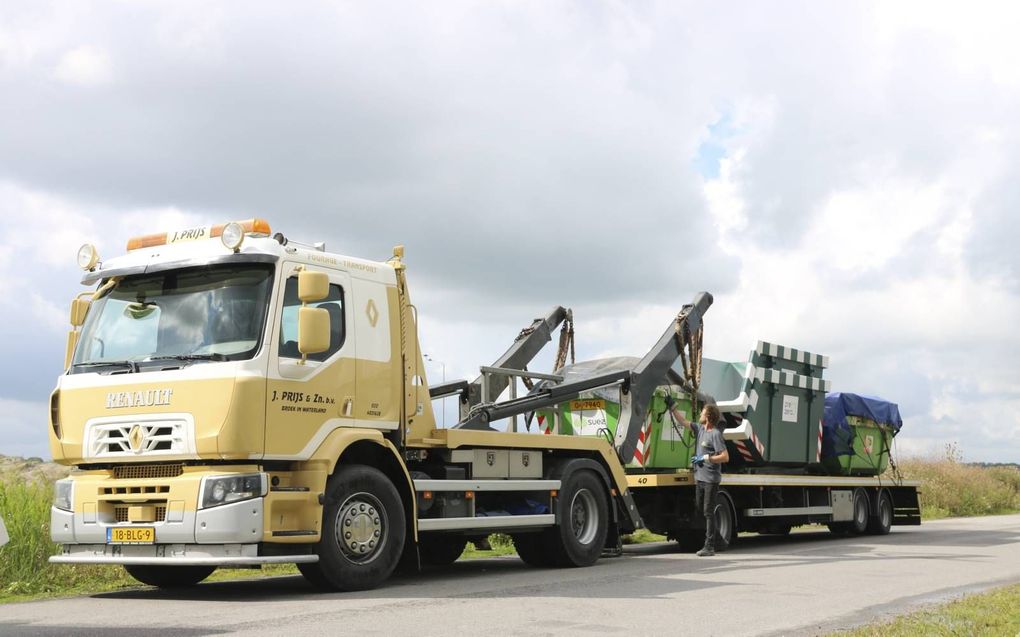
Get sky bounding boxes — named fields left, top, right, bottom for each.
left=1, top=1, right=1017, bottom=462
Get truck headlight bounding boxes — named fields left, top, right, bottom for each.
left=54, top=479, right=74, bottom=512
left=199, top=473, right=267, bottom=509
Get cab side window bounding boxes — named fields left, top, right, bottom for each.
left=279, top=276, right=345, bottom=361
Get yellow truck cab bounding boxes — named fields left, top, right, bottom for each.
left=50, top=219, right=639, bottom=590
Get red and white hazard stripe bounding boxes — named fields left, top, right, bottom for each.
left=538, top=414, right=553, bottom=435
left=734, top=427, right=766, bottom=462
left=816, top=420, right=823, bottom=462
left=632, top=420, right=653, bottom=466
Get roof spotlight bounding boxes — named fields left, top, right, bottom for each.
left=220, top=222, right=245, bottom=251
left=77, top=243, right=100, bottom=271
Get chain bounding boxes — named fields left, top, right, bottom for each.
left=553, top=312, right=575, bottom=372
left=674, top=304, right=704, bottom=415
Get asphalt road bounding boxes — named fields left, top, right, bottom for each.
left=3, top=514, right=1019, bottom=637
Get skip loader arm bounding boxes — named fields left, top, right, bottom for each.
left=429, top=306, right=572, bottom=411
left=457, top=292, right=713, bottom=464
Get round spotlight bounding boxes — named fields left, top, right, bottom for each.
left=221, top=222, right=245, bottom=251
left=77, top=243, right=99, bottom=270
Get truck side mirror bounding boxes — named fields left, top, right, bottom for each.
left=298, top=306, right=330, bottom=356
left=298, top=271, right=329, bottom=303
left=70, top=298, right=91, bottom=327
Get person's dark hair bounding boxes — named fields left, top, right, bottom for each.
left=703, top=404, right=721, bottom=426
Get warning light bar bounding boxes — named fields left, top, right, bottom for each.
left=126, top=218, right=272, bottom=251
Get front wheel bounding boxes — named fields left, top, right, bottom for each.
left=299, top=465, right=406, bottom=591
left=124, top=565, right=215, bottom=588
left=548, top=470, right=609, bottom=567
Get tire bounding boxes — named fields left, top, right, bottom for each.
left=513, top=532, right=555, bottom=567
left=867, top=492, right=893, bottom=535
left=761, top=523, right=792, bottom=536
left=849, top=488, right=870, bottom=535
left=827, top=523, right=849, bottom=536
left=712, top=492, right=736, bottom=552
left=548, top=470, right=609, bottom=567
left=299, top=465, right=406, bottom=591
left=124, top=565, right=215, bottom=588
left=675, top=530, right=703, bottom=553
left=418, top=534, right=467, bottom=566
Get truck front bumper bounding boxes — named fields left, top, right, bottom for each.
left=49, top=543, right=318, bottom=566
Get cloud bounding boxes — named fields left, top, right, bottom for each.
left=53, top=44, right=112, bottom=86
left=0, top=399, right=50, bottom=459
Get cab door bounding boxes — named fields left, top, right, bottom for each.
left=264, top=262, right=355, bottom=459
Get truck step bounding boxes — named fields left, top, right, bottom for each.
left=271, top=530, right=318, bottom=537
left=270, top=486, right=310, bottom=492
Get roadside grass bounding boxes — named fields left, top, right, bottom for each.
left=1, top=453, right=1017, bottom=604
left=830, top=582, right=1020, bottom=636
left=897, top=446, right=1020, bottom=520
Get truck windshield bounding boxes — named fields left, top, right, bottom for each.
left=71, top=264, right=274, bottom=369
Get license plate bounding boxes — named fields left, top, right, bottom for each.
left=570, top=399, right=605, bottom=411
left=107, top=527, right=155, bottom=544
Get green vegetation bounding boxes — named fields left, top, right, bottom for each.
left=898, top=444, right=1020, bottom=520
left=461, top=533, right=517, bottom=559
left=831, top=583, right=1020, bottom=636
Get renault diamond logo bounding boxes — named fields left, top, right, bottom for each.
left=365, top=300, right=379, bottom=327
left=128, top=425, right=144, bottom=453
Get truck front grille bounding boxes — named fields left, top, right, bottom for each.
left=84, top=418, right=193, bottom=459
left=113, top=504, right=168, bottom=523
left=114, top=464, right=183, bottom=480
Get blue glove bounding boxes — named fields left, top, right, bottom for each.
left=692, top=454, right=706, bottom=467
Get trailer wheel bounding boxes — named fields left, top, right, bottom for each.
left=675, top=531, right=703, bottom=553
left=512, top=532, right=555, bottom=567
left=418, top=534, right=468, bottom=566
left=549, top=470, right=609, bottom=567
left=124, top=565, right=215, bottom=588
left=867, top=492, right=893, bottom=535
left=299, top=464, right=405, bottom=591
left=713, top=491, right=736, bottom=551
left=850, top=488, right=870, bottom=535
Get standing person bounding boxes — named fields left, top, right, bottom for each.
left=667, top=399, right=729, bottom=556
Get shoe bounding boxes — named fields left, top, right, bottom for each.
left=696, top=547, right=715, bottom=557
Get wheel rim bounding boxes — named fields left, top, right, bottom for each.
left=570, top=488, right=599, bottom=545
left=881, top=498, right=892, bottom=527
left=334, top=491, right=386, bottom=564
left=855, top=495, right=867, bottom=526
left=714, top=503, right=732, bottom=543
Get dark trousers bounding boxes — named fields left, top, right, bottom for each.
left=696, top=481, right=720, bottom=549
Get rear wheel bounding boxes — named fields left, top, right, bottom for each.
left=675, top=530, right=703, bottom=553
left=124, top=565, right=215, bottom=588
left=548, top=470, right=609, bottom=567
left=299, top=465, right=405, bottom=591
left=713, top=493, right=736, bottom=551
left=867, top=492, right=892, bottom=535
left=513, top=532, right=555, bottom=567
left=418, top=535, right=468, bottom=566
left=850, top=489, right=870, bottom=535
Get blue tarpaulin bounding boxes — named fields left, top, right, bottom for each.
left=822, top=393, right=903, bottom=458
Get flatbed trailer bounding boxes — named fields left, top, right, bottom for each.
left=48, top=219, right=920, bottom=591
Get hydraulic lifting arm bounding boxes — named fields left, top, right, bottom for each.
left=456, top=292, right=713, bottom=464
left=429, top=306, right=572, bottom=418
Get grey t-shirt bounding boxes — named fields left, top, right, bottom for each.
left=693, top=424, right=726, bottom=484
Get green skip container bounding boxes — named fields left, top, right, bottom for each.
left=534, top=358, right=696, bottom=470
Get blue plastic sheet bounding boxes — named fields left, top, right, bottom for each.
left=822, top=393, right=903, bottom=458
